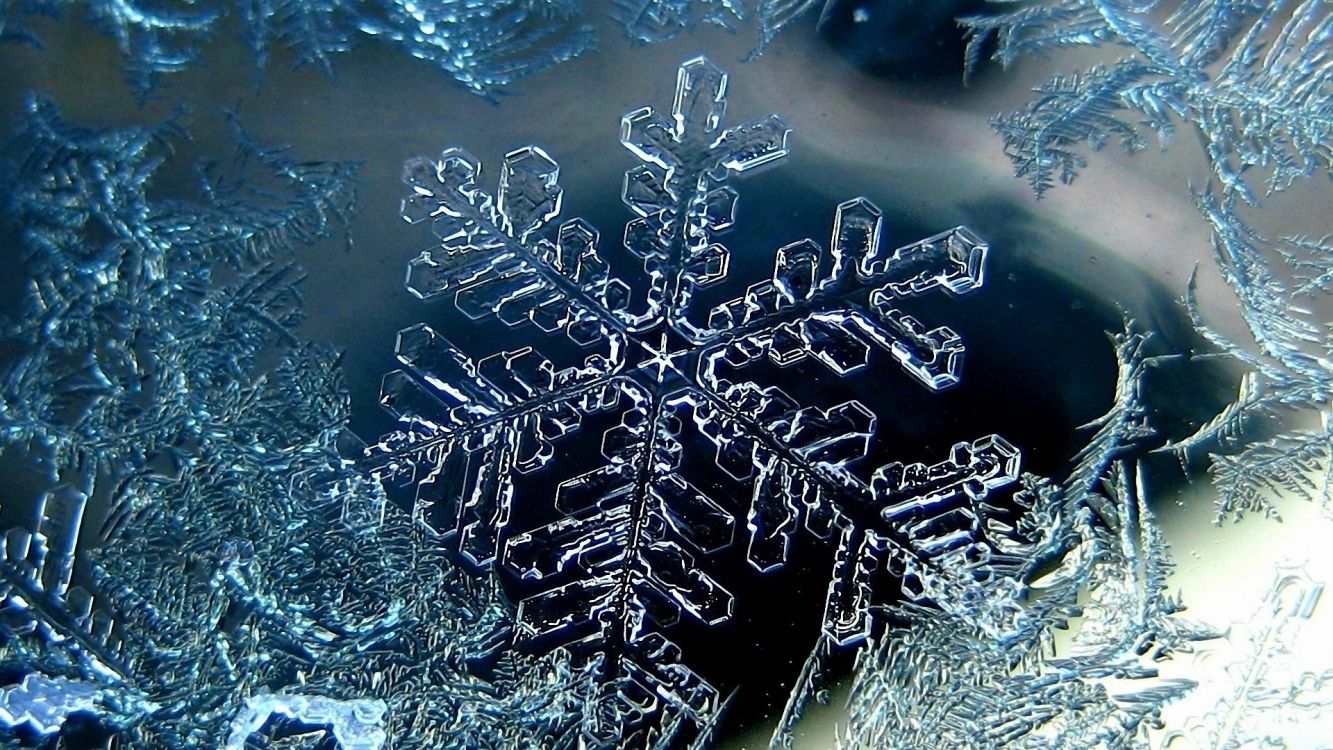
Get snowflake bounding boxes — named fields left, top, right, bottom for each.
left=369, top=56, right=1023, bottom=745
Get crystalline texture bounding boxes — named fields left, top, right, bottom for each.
left=962, top=1, right=1333, bottom=523
left=0, top=675, right=101, bottom=736
left=834, top=330, right=1216, bottom=750
left=225, top=693, right=388, bottom=750
left=0, top=96, right=608, bottom=749
left=961, top=0, right=1333, bottom=202
left=372, top=56, right=1019, bottom=746
left=613, top=0, right=747, bottom=43
left=1162, top=565, right=1330, bottom=749
left=2, top=0, right=594, bottom=96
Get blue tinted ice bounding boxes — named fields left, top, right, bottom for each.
left=1, top=0, right=593, bottom=95
left=0, top=675, right=100, bottom=736
left=226, top=693, right=388, bottom=750
left=372, top=55, right=1017, bottom=746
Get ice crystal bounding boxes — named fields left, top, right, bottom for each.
left=962, top=0, right=1333, bottom=202
left=1160, top=192, right=1333, bottom=521
left=0, top=99, right=601, bottom=748
left=0, top=96, right=356, bottom=507
left=371, top=54, right=1022, bottom=746
left=609, top=0, right=827, bottom=50
left=1162, top=565, right=1331, bottom=749
left=961, top=2, right=1333, bottom=523
left=609, top=0, right=840, bottom=55
left=1, top=0, right=594, bottom=95
left=225, top=694, right=388, bottom=750
left=0, top=674, right=101, bottom=736
left=834, top=329, right=1214, bottom=750
left=614, top=0, right=747, bottom=43
left=752, top=0, right=824, bottom=52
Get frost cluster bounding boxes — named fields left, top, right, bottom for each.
left=1, top=0, right=594, bottom=95
left=0, top=10, right=1328, bottom=743
left=962, top=0, right=1333, bottom=521
left=0, top=99, right=593, bottom=748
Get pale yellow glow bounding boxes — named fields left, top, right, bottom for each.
left=723, top=480, right=1333, bottom=749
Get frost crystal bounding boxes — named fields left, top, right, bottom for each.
left=2, top=0, right=594, bottom=95
left=1168, top=192, right=1333, bottom=521
left=0, top=97, right=355, bottom=512
left=0, top=674, right=100, bottom=736
left=1163, top=566, right=1331, bottom=749
left=614, top=0, right=747, bottom=43
left=960, top=1, right=1333, bottom=522
left=752, top=0, right=824, bottom=52
left=0, top=96, right=610, bottom=749
left=962, top=0, right=1333, bottom=201
left=835, top=330, right=1214, bottom=750
left=609, top=0, right=825, bottom=54
left=226, top=693, right=388, bottom=750
left=372, top=55, right=1019, bottom=745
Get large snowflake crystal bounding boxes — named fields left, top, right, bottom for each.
left=370, top=57, right=1020, bottom=744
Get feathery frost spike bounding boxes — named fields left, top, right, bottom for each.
left=2, top=0, right=594, bottom=96
left=1160, top=565, right=1330, bottom=749
left=963, top=1, right=1333, bottom=523
left=1168, top=192, right=1333, bottom=521
left=832, top=329, right=1214, bottom=750
left=613, top=0, right=747, bottom=43
left=962, top=0, right=1333, bottom=201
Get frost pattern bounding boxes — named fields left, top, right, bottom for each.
left=1162, top=566, right=1331, bottom=749
left=1167, top=193, right=1333, bottom=520
left=960, top=1, right=1333, bottom=521
left=610, top=0, right=821, bottom=53
left=0, top=675, right=103, bottom=736
left=0, top=97, right=355, bottom=513
left=0, top=100, right=594, bottom=748
left=809, top=327, right=1333, bottom=750
left=2, top=0, right=839, bottom=92
left=833, top=330, right=1215, bottom=750
left=614, top=0, right=747, bottom=43
left=1, top=0, right=594, bottom=95
left=372, top=55, right=1018, bottom=746
left=961, top=0, right=1333, bottom=201
left=752, top=0, right=824, bottom=53
left=225, top=694, right=388, bottom=750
